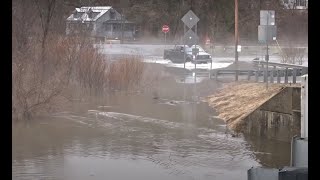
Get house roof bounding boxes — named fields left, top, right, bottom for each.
left=66, top=6, right=112, bottom=22
left=104, top=20, right=134, bottom=24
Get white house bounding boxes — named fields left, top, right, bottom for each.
left=281, top=0, right=308, bottom=10
left=66, top=6, right=136, bottom=40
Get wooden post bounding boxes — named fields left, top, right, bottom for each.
left=271, top=66, right=276, bottom=83
left=277, top=70, right=281, bottom=83
left=293, top=68, right=297, bottom=84
left=285, top=68, right=289, bottom=83
left=255, top=70, right=259, bottom=82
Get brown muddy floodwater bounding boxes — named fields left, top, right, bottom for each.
left=12, top=64, right=291, bottom=180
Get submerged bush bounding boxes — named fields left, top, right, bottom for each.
left=12, top=35, right=146, bottom=120
left=107, top=55, right=144, bottom=91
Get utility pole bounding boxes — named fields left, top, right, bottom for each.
left=265, top=2, right=270, bottom=90
left=235, top=0, right=239, bottom=81
left=121, top=9, right=124, bottom=44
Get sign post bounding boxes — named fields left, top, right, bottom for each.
left=181, top=10, right=200, bottom=74
left=259, top=10, right=276, bottom=89
left=162, top=25, right=170, bottom=48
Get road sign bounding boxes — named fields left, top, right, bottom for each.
left=260, top=10, right=275, bottom=25
left=181, top=10, right=199, bottom=29
left=205, top=38, right=210, bottom=45
left=181, top=10, right=200, bottom=70
left=237, top=45, right=241, bottom=52
left=162, top=25, right=170, bottom=33
left=258, top=25, right=277, bottom=43
left=183, top=29, right=199, bottom=47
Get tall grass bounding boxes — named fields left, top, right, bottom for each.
left=107, top=55, right=144, bottom=91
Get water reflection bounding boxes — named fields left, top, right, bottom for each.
left=243, top=134, right=291, bottom=168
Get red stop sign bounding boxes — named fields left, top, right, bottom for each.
left=162, top=25, right=170, bottom=33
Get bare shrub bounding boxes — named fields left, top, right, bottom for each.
left=106, top=55, right=145, bottom=91
left=12, top=35, right=148, bottom=120
left=72, top=40, right=107, bottom=95
left=296, top=48, right=306, bottom=65
left=280, top=47, right=306, bottom=65
left=13, top=38, right=71, bottom=120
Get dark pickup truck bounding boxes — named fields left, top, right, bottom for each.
left=164, top=45, right=212, bottom=64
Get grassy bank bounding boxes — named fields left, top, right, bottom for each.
left=206, top=82, right=299, bottom=132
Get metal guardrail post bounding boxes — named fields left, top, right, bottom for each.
left=215, top=70, right=218, bottom=80
left=277, top=70, right=281, bottom=83
left=270, top=66, right=275, bottom=83
left=247, top=70, right=252, bottom=81
left=292, top=68, right=297, bottom=84
left=284, top=68, right=288, bottom=83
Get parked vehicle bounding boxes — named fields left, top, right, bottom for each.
left=164, top=45, right=212, bottom=64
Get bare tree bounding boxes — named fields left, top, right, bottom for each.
left=33, top=0, right=57, bottom=63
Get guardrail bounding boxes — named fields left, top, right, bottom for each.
left=210, top=68, right=307, bottom=84
left=252, top=60, right=308, bottom=69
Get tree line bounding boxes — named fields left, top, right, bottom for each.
left=13, top=0, right=307, bottom=45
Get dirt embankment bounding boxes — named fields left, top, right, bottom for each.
left=206, top=82, right=299, bottom=132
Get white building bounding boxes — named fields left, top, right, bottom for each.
left=66, top=6, right=136, bottom=41
left=281, top=0, right=308, bottom=10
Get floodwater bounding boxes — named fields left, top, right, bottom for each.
left=12, top=63, right=291, bottom=180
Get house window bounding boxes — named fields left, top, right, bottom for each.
left=87, top=23, right=93, bottom=31
left=113, top=24, right=121, bottom=31
left=296, top=0, right=306, bottom=6
left=104, top=23, right=112, bottom=31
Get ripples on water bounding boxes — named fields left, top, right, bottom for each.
left=13, top=78, right=289, bottom=180
left=13, top=102, right=262, bottom=180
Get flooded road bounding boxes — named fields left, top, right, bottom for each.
left=12, top=64, right=291, bottom=180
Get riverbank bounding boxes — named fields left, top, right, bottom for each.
left=206, top=82, right=300, bottom=132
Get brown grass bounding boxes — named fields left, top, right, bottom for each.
left=206, top=82, right=298, bottom=132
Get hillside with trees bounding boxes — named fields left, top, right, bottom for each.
left=13, top=0, right=307, bottom=45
